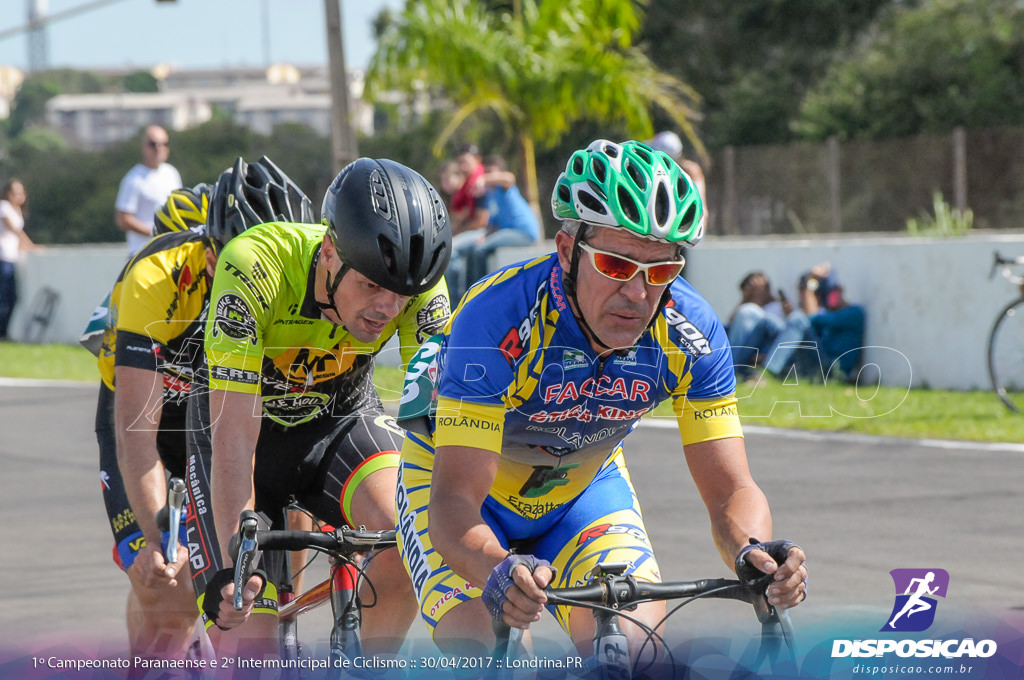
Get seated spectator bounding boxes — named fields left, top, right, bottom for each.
left=727, top=271, right=796, bottom=376
left=462, top=155, right=541, bottom=287
left=449, top=144, right=485, bottom=235
left=760, top=263, right=866, bottom=382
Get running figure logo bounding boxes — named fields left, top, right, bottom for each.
left=882, top=568, right=950, bottom=632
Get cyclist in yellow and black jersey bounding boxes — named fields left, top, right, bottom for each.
left=95, top=158, right=308, bottom=661
left=187, top=157, right=452, bottom=661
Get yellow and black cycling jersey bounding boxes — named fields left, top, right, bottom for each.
left=399, top=253, right=742, bottom=516
left=98, top=229, right=211, bottom=402
left=205, top=221, right=450, bottom=427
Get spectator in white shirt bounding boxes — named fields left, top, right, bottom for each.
left=0, top=179, right=40, bottom=340
left=115, top=125, right=182, bottom=257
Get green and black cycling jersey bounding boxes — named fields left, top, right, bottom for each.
left=205, top=220, right=450, bottom=425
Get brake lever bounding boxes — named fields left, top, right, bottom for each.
left=164, top=477, right=186, bottom=564
left=233, top=513, right=261, bottom=611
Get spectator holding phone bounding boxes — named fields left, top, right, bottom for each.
left=727, top=271, right=794, bottom=376
left=729, top=264, right=865, bottom=381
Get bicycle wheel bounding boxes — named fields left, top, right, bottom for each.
left=988, top=297, right=1024, bottom=413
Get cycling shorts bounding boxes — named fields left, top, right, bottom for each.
left=111, top=527, right=190, bottom=572
left=186, top=383, right=404, bottom=625
left=396, top=433, right=661, bottom=637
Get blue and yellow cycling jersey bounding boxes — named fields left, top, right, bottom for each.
left=401, top=252, right=742, bottom=518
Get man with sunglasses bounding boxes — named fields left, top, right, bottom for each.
left=115, top=125, right=182, bottom=257
left=395, top=139, right=807, bottom=667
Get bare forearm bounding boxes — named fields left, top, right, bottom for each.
left=116, top=211, right=152, bottom=236
left=114, top=366, right=168, bottom=543
left=210, top=391, right=261, bottom=565
left=708, top=484, right=772, bottom=569
left=211, top=434, right=257, bottom=565
left=430, top=444, right=505, bottom=587
left=431, top=496, right=507, bottom=587
left=117, top=430, right=168, bottom=543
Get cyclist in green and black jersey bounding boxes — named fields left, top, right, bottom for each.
left=186, top=157, right=452, bottom=659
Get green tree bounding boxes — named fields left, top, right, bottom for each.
left=639, top=0, right=892, bottom=147
left=366, top=0, right=702, bottom=211
left=8, top=69, right=106, bottom=137
left=795, top=0, right=1024, bottom=140
left=122, top=71, right=159, bottom=93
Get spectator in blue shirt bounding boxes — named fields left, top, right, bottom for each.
left=447, top=156, right=542, bottom=303
left=762, top=263, right=866, bottom=382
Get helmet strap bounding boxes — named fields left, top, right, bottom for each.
left=564, top=224, right=618, bottom=354
left=564, top=225, right=673, bottom=356
left=315, top=259, right=349, bottom=321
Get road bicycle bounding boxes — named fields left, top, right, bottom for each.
left=987, top=251, right=1024, bottom=413
left=495, top=561, right=796, bottom=680
left=229, top=508, right=398, bottom=678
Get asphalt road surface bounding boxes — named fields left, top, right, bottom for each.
left=3, top=382, right=1022, bottom=661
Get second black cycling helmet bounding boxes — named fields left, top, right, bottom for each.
left=322, top=157, right=451, bottom=297
left=207, top=156, right=315, bottom=253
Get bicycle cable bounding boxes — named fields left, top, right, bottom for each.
left=550, top=579, right=768, bottom=679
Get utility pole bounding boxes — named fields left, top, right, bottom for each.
left=324, top=0, right=358, bottom=174
left=27, top=0, right=50, bottom=72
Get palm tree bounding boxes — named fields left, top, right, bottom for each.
left=365, top=0, right=704, bottom=213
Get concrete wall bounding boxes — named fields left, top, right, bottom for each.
left=6, top=244, right=128, bottom=348
left=7, top=232, right=1024, bottom=391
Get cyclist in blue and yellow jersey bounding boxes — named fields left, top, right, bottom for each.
left=395, top=140, right=807, bottom=664
left=187, top=157, right=451, bottom=660
left=95, top=158, right=304, bottom=661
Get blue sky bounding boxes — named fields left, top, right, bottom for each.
left=0, top=0, right=404, bottom=72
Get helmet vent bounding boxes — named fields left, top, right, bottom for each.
left=679, top=202, right=697, bottom=232
left=578, top=190, right=607, bottom=215
left=617, top=186, right=640, bottom=225
left=378, top=236, right=399, bottom=277
left=557, top=184, right=572, bottom=204
left=571, top=156, right=585, bottom=175
left=633, top=146, right=653, bottom=164
left=603, top=143, right=619, bottom=158
left=624, top=159, right=646, bottom=191
left=654, top=183, right=670, bottom=225
left=369, top=169, right=392, bottom=221
left=676, top=176, right=687, bottom=200
left=591, top=157, right=607, bottom=184
left=408, top=233, right=425, bottom=280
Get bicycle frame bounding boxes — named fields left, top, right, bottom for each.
left=230, top=512, right=395, bottom=675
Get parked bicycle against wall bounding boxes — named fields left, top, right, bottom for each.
left=987, top=251, right=1024, bottom=413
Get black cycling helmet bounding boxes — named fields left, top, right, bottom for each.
left=206, top=156, right=315, bottom=253
left=322, top=157, right=451, bottom=296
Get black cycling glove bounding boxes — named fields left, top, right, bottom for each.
left=735, top=538, right=799, bottom=584
left=201, top=567, right=268, bottom=629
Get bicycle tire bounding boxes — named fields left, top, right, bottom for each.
left=987, top=297, right=1024, bottom=413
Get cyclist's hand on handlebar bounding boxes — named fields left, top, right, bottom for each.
left=483, top=554, right=555, bottom=629
left=128, top=543, right=187, bottom=589
left=201, top=568, right=267, bottom=630
left=736, top=539, right=808, bottom=610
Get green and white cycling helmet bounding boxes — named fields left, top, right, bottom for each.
left=551, top=139, right=705, bottom=247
